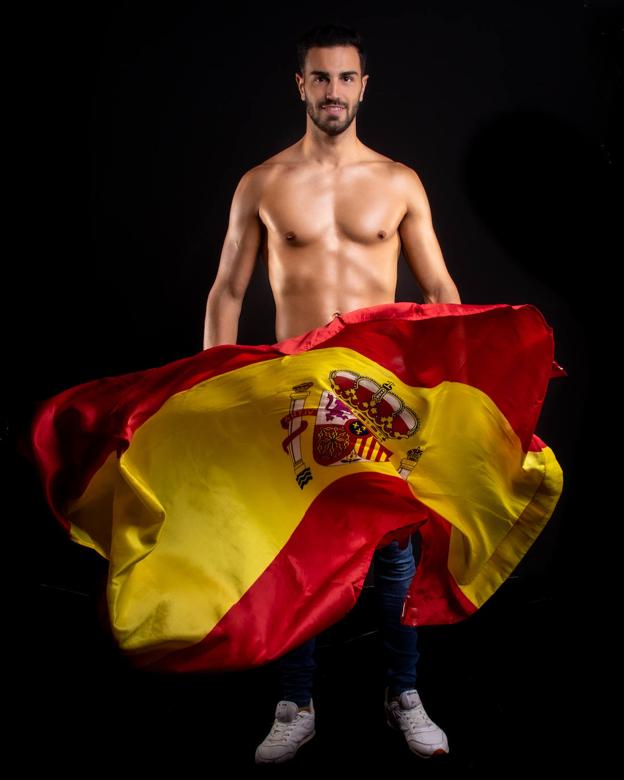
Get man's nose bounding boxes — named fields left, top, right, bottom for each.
left=325, top=80, right=342, bottom=101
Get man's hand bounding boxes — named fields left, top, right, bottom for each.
left=203, top=168, right=264, bottom=349
left=396, top=165, right=461, bottom=304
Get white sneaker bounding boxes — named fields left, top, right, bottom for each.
left=384, top=687, right=449, bottom=758
left=254, top=698, right=316, bottom=764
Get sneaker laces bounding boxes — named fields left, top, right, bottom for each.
left=394, top=701, right=434, bottom=730
left=266, top=713, right=306, bottom=743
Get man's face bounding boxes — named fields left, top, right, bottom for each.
left=296, top=45, right=368, bottom=137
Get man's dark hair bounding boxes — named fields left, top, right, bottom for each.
left=296, top=23, right=367, bottom=77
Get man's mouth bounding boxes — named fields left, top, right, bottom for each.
left=322, top=105, right=345, bottom=114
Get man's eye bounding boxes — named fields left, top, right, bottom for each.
left=313, top=76, right=354, bottom=82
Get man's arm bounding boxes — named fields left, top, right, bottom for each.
left=396, top=165, right=461, bottom=304
left=203, top=168, right=264, bottom=349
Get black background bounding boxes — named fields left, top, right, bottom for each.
left=9, top=0, right=621, bottom=771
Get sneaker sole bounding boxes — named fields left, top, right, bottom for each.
left=254, top=729, right=316, bottom=764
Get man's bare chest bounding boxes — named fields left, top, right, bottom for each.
left=258, top=173, right=406, bottom=247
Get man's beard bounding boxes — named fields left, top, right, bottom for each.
left=305, top=99, right=359, bottom=136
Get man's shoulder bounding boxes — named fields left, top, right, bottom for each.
left=232, top=163, right=274, bottom=206
left=388, top=161, right=429, bottom=206
left=236, top=152, right=293, bottom=191
left=361, top=155, right=425, bottom=195
left=249, top=142, right=303, bottom=173
left=389, top=160, right=424, bottom=184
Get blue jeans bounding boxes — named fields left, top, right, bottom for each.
left=276, top=535, right=420, bottom=706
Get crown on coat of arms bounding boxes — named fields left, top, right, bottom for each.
left=328, top=369, right=419, bottom=440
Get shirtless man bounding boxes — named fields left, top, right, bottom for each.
left=203, top=24, right=459, bottom=764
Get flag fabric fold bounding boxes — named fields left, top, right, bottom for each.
left=30, top=301, right=565, bottom=673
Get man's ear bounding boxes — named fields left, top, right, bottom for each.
left=360, top=74, right=369, bottom=101
left=295, top=72, right=305, bottom=101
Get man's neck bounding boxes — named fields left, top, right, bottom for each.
left=299, top=127, right=364, bottom=167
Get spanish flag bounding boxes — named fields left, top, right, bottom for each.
left=30, top=301, right=566, bottom=673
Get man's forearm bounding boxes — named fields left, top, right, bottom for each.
left=203, top=287, right=243, bottom=350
